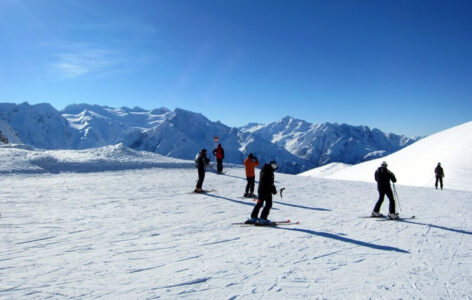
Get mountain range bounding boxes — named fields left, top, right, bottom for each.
left=0, top=102, right=420, bottom=174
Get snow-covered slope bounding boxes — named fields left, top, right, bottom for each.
left=0, top=102, right=75, bottom=149
left=62, top=104, right=171, bottom=149
left=241, top=116, right=419, bottom=167
left=1, top=146, right=471, bottom=298
left=0, top=143, right=193, bottom=174
left=302, top=121, right=472, bottom=192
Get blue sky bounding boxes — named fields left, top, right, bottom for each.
left=0, top=0, right=471, bottom=136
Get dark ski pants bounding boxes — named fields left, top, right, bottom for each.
left=245, top=176, right=255, bottom=195
left=196, top=170, right=205, bottom=189
left=435, top=177, right=443, bottom=189
left=251, top=196, right=272, bottom=220
left=373, top=189, right=396, bottom=214
left=216, top=159, right=223, bottom=173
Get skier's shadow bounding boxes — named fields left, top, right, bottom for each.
left=204, top=193, right=280, bottom=210
left=390, top=219, right=472, bottom=236
left=274, top=227, right=409, bottom=253
left=273, top=200, right=331, bottom=212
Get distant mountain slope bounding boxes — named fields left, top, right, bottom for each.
left=122, top=108, right=309, bottom=174
left=301, top=121, right=472, bottom=192
left=0, top=102, right=420, bottom=174
left=241, top=116, right=420, bottom=167
left=61, top=104, right=170, bottom=149
left=0, top=102, right=75, bottom=149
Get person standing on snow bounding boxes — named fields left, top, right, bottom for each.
left=372, top=161, right=399, bottom=219
left=213, top=144, right=225, bottom=174
left=243, top=153, right=259, bottom=198
left=194, top=149, right=210, bottom=193
left=435, top=162, right=444, bottom=190
left=246, top=160, right=278, bottom=225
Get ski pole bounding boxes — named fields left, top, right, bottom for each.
left=280, top=187, right=285, bottom=198
left=392, top=183, right=401, bottom=212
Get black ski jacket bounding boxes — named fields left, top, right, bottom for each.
left=435, top=165, right=444, bottom=178
left=196, top=151, right=210, bottom=172
left=375, top=167, right=397, bottom=192
left=258, top=164, right=277, bottom=198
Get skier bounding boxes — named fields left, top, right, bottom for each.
left=243, top=153, right=259, bottom=198
left=194, top=148, right=210, bottom=193
left=213, top=144, right=225, bottom=174
left=435, top=162, right=444, bottom=190
left=246, top=160, right=278, bottom=225
left=372, top=161, right=399, bottom=219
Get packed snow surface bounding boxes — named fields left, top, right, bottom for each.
left=1, top=145, right=471, bottom=299
left=302, top=121, right=472, bottom=192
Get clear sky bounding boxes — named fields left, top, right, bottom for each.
left=0, top=0, right=471, bottom=137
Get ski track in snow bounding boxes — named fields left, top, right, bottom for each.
left=1, top=166, right=471, bottom=299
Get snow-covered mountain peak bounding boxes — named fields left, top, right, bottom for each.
left=0, top=102, right=421, bottom=174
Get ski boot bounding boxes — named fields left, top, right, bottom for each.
left=244, top=218, right=258, bottom=224
left=371, top=211, right=383, bottom=217
left=255, top=219, right=273, bottom=226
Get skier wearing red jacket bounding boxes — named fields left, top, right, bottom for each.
left=213, top=144, right=225, bottom=174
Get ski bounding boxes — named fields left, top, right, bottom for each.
left=232, top=220, right=300, bottom=226
left=360, top=215, right=415, bottom=220
left=190, top=189, right=216, bottom=194
left=359, top=215, right=385, bottom=219
left=378, top=215, right=416, bottom=221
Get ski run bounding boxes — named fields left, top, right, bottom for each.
left=1, top=145, right=471, bottom=299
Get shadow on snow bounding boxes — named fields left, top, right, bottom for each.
left=274, top=200, right=332, bottom=212
left=203, top=193, right=279, bottom=210
left=390, top=219, right=472, bottom=236
left=274, top=227, right=410, bottom=254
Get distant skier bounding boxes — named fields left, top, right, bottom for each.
left=372, top=161, right=399, bottom=219
left=435, top=162, right=444, bottom=190
left=246, top=160, right=278, bottom=225
left=213, top=144, right=225, bottom=174
left=194, top=149, right=210, bottom=193
left=243, top=153, right=259, bottom=198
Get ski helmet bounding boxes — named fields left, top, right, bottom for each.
left=381, top=161, right=388, bottom=167
left=270, top=160, right=279, bottom=170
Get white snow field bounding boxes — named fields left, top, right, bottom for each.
left=1, top=145, right=472, bottom=299
left=301, top=121, right=472, bottom=192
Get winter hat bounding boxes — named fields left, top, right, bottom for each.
left=270, top=160, right=279, bottom=170
left=381, top=161, right=388, bottom=167
left=248, top=153, right=254, bottom=159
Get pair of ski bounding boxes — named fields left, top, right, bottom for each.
left=360, top=215, right=416, bottom=221
left=232, top=219, right=300, bottom=227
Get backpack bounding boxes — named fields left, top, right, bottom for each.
left=194, top=153, right=200, bottom=168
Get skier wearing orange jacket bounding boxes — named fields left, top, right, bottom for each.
left=243, top=153, right=259, bottom=197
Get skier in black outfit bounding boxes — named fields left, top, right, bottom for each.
left=435, top=162, right=444, bottom=190
left=194, top=149, right=210, bottom=193
left=246, top=160, right=278, bottom=225
left=372, top=161, right=399, bottom=219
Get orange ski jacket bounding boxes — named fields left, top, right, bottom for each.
left=244, top=157, right=260, bottom=178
